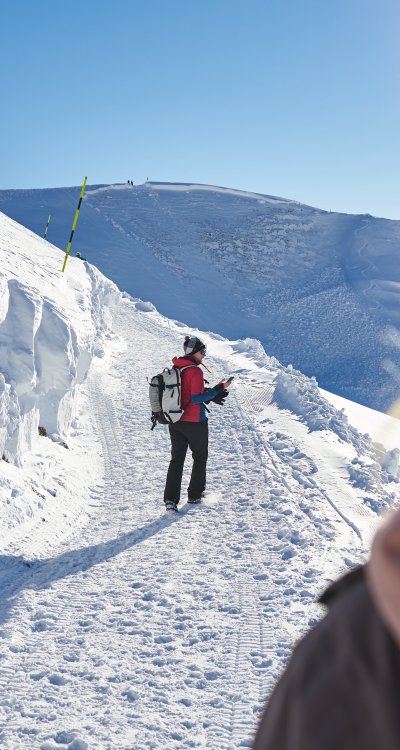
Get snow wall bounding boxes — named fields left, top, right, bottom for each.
left=0, top=212, right=119, bottom=465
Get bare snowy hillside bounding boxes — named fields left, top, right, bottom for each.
left=0, top=213, right=398, bottom=748
left=1, top=182, right=400, bottom=412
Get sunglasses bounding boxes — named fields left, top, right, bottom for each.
left=199, top=348, right=206, bottom=356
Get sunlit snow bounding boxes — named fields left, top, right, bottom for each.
left=0, top=207, right=398, bottom=749
left=2, top=181, right=400, bottom=411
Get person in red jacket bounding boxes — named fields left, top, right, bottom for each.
left=164, top=335, right=231, bottom=512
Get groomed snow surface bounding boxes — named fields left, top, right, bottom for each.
left=0, top=212, right=399, bottom=749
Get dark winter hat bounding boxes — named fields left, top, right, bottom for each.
left=183, top=335, right=206, bottom=356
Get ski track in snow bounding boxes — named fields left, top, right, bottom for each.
left=0, top=298, right=378, bottom=749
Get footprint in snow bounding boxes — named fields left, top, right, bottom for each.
left=204, top=670, right=222, bottom=681
left=303, top=568, right=318, bottom=579
left=48, top=673, right=68, bottom=686
left=251, top=657, right=273, bottom=670
left=53, top=730, right=84, bottom=745
left=33, top=619, right=52, bottom=632
left=123, top=688, right=139, bottom=702
left=281, top=547, right=296, bottom=560
left=63, top=653, right=80, bottom=663
left=154, top=634, right=174, bottom=644
left=270, top=487, right=284, bottom=497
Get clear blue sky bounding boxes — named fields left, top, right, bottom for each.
left=1, top=0, right=400, bottom=218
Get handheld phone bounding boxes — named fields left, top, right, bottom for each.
left=226, top=376, right=234, bottom=384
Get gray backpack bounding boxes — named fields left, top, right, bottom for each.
left=149, top=365, right=195, bottom=430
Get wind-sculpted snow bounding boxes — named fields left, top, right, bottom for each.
left=0, top=373, right=26, bottom=460
left=274, top=365, right=369, bottom=446
left=231, top=340, right=397, bottom=502
left=0, top=212, right=119, bottom=464
left=382, top=447, right=400, bottom=479
left=274, top=363, right=398, bottom=510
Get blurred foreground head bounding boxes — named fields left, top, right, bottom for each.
left=253, top=507, right=400, bottom=750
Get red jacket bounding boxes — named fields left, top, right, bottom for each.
left=172, top=356, right=218, bottom=422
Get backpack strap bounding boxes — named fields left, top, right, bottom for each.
left=177, top=364, right=198, bottom=413
left=149, top=374, right=166, bottom=430
left=155, top=373, right=164, bottom=410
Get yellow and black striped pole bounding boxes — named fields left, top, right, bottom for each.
left=43, top=214, right=51, bottom=240
left=61, top=176, right=87, bottom=273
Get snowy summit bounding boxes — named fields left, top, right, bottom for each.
left=0, top=204, right=399, bottom=748
left=2, top=181, right=400, bottom=412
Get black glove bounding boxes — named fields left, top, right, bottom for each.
left=211, top=388, right=229, bottom=405
left=214, top=382, right=225, bottom=392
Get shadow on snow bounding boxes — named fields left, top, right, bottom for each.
left=0, top=509, right=190, bottom=629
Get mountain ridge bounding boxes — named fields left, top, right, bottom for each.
left=1, top=181, right=400, bottom=412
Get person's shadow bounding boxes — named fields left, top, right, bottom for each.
left=0, top=509, right=187, bottom=629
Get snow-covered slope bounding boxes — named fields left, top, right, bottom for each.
left=0, top=214, right=398, bottom=748
left=0, top=212, right=117, bottom=461
left=1, top=182, right=400, bottom=412
left=0, top=212, right=119, bottom=549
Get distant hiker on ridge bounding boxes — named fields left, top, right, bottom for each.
left=162, top=336, right=232, bottom=512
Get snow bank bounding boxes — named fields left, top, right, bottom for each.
left=0, top=212, right=119, bottom=465
left=134, top=299, right=156, bottom=313
left=273, top=362, right=399, bottom=502
left=274, top=365, right=368, bottom=445
left=382, top=447, right=400, bottom=478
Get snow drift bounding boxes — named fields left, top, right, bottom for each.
left=0, top=212, right=118, bottom=464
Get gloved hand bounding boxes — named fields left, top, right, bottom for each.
left=211, top=388, right=229, bottom=405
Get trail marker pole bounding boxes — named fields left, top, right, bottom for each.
left=61, top=176, right=87, bottom=273
left=44, top=214, right=51, bottom=240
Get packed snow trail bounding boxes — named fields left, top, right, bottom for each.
left=0, top=296, right=377, bottom=749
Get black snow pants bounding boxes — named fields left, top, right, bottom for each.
left=164, top=421, right=208, bottom=504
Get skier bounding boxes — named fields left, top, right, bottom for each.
left=75, top=252, right=87, bottom=261
left=163, top=335, right=231, bottom=512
